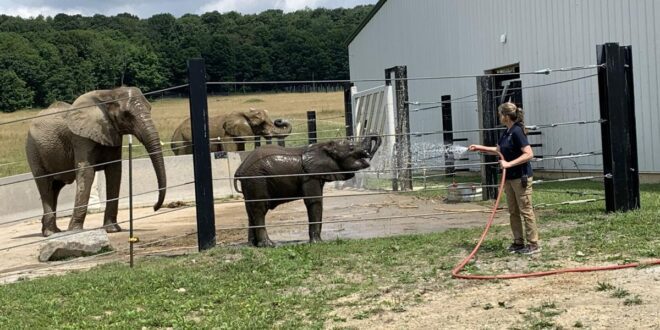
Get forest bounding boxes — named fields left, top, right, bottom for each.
left=0, top=5, right=373, bottom=112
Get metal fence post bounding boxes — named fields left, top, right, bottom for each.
left=187, top=58, right=216, bottom=251
left=477, top=76, right=499, bottom=200
left=307, top=110, right=317, bottom=144
left=128, top=135, right=135, bottom=267
left=597, top=43, right=640, bottom=212
left=441, top=95, right=455, bottom=175
left=344, top=82, right=354, bottom=139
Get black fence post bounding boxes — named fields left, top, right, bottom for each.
left=385, top=66, right=413, bottom=191
left=597, top=43, right=640, bottom=212
left=441, top=95, right=455, bottom=175
left=623, top=45, right=640, bottom=208
left=477, top=76, right=499, bottom=200
left=187, top=58, right=216, bottom=251
left=344, top=82, right=354, bottom=139
left=307, top=110, right=317, bottom=145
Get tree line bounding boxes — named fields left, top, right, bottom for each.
left=0, top=6, right=373, bottom=112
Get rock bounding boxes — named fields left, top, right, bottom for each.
left=38, top=229, right=112, bottom=262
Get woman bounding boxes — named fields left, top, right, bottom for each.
left=468, top=102, right=540, bottom=255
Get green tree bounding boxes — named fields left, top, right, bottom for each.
left=0, top=70, right=34, bottom=112
left=0, top=5, right=374, bottom=110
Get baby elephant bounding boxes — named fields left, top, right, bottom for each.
left=234, top=134, right=381, bottom=247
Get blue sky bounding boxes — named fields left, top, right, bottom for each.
left=0, top=0, right=378, bottom=18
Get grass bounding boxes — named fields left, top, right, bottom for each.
left=0, top=91, right=346, bottom=177
left=594, top=281, right=644, bottom=306
left=0, top=179, right=659, bottom=327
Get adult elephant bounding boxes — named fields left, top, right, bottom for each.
left=170, top=108, right=292, bottom=155
left=233, top=134, right=381, bottom=247
left=26, top=87, right=167, bottom=237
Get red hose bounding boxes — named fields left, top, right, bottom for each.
left=451, top=150, right=660, bottom=280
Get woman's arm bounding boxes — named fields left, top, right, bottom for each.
left=500, top=145, right=534, bottom=168
left=468, top=144, right=499, bottom=155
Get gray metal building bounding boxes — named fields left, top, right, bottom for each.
left=347, top=0, right=660, bottom=175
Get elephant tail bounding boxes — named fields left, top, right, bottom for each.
left=233, top=177, right=243, bottom=194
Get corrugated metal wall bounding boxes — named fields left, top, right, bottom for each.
left=349, top=0, right=660, bottom=172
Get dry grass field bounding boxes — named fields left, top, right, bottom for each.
left=0, top=91, right=346, bottom=177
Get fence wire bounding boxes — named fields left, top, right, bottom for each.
left=0, top=84, right=190, bottom=127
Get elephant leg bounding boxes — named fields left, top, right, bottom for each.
left=236, top=138, right=246, bottom=152
left=103, top=160, right=122, bottom=233
left=264, top=137, right=272, bottom=145
left=303, top=180, right=325, bottom=243
left=184, top=143, right=193, bottom=155
left=304, top=197, right=324, bottom=243
left=210, top=139, right=222, bottom=153
left=223, top=137, right=238, bottom=152
left=245, top=201, right=273, bottom=247
left=254, top=136, right=261, bottom=148
left=68, top=164, right=95, bottom=231
left=277, top=137, right=285, bottom=147
left=36, top=178, right=64, bottom=237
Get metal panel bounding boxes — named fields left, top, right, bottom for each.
left=351, top=85, right=396, bottom=185
left=348, top=0, right=660, bottom=172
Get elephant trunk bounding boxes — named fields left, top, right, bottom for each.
left=135, top=120, right=167, bottom=211
left=271, top=119, right=292, bottom=137
left=361, top=132, right=382, bottom=160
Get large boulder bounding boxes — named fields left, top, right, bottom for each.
left=38, top=229, right=112, bottom=262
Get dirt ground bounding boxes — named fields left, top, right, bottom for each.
left=0, top=187, right=501, bottom=282
left=1, top=187, right=658, bottom=329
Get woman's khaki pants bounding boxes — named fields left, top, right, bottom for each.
left=504, top=177, right=539, bottom=245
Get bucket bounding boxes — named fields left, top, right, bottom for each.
left=446, top=183, right=482, bottom=202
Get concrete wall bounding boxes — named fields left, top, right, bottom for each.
left=0, top=152, right=244, bottom=225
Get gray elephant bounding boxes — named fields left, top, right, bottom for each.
left=26, top=87, right=167, bottom=237
left=233, top=134, right=381, bottom=247
left=170, top=108, right=292, bottom=155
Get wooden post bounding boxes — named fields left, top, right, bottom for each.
left=187, top=59, right=216, bottom=251
left=477, top=76, right=499, bottom=200
left=307, top=110, right=317, bottom=145
left=343, top=82, right=354, bottom=139
left=441, top=95, right=455, bottom=175
left=385, top=66, right=413, bottom=191
left=597, top=43, right=640, bottom=212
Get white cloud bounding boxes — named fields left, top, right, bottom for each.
left=275, top=0, right=319, bottom=12
left=1, top=5, right=82, bottom=18
left=200, top=0, right=264, bottom=14
left=201, top=0, right=325, bottom=14
left=0, top=0, right=376, bottom=18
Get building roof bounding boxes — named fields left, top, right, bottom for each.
left=345, top=0, right=387, bottom=46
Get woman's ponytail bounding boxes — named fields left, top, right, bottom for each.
left=515, top=107, right=527, bottom=135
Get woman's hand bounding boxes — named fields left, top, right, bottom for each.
left=468, top=144, right=480, bottom=152
left=499, top=160, right=513, bottom=169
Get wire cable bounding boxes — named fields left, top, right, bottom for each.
left=207, top=64, right=604, bottom=86
left=0, top=84, right=190, bottom=127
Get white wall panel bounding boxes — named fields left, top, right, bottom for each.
left=349, top=0, right=660, bottom=172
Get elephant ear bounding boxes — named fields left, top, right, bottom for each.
left=223, top=113, right=252, bottom=137
left=302, top=141, right=355, bottom=182
left=67, top=90, right=123, bottom=147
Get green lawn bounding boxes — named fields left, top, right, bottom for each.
left=0, top=180, right=658, bottom=328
